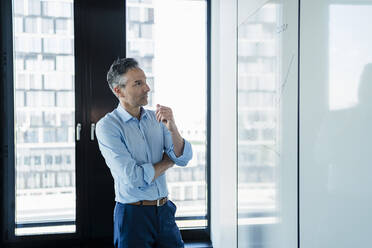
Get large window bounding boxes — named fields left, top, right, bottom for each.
left=126, top=0, right=208, bottom=229
left=12, top=0, right=75, bottom=236
left=3, top=0, right=209, bottom=243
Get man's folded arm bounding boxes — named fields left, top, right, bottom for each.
left=95, top=121, right=154, bottom=188
left=162, top=123, right=193, bottom=166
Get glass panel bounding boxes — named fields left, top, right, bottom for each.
left=126, top=0, right=207, bottom=229
left=301, top=2, right=372, bottom=247
left=12, top=0, right=76, bottom=236
left=238, top=2, right=282, bottom=247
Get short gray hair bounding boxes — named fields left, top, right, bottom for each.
left=106, top=58, right=139, bottom=94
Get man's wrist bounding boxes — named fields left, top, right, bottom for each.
left=166, top=159, right=174, bottom=168
left=168, top=121, right=178, bottom=133
left=161, top=155, right=174, bottom=168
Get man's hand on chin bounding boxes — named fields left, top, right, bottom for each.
left=155, top=104, right=177, bottom=132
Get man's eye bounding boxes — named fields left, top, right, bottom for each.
left=135, top=82, right=142, bottom=86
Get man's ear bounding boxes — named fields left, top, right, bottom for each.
left=114, top=86, right=125, bottom=98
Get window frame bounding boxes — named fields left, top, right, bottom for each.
left=1, top=0, right=211, bottom=246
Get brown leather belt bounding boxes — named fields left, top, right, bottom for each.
left=128, top=197, right=168, bottom=206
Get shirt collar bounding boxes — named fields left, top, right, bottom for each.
left=117, top=103, right=148, bottom=123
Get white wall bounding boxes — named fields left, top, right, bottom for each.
left=213, top=0, right=372, bottom=247
left=211, top=0, right=237, bottom=247
left=277, top=0, right=299, bottom=246
left=300, top=0, right=372, bottom=247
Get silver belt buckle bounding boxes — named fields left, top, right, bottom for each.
left=157, top=199, right=161, bottom=207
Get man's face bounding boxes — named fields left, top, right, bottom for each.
left=116, top=68, right=150, bottom=108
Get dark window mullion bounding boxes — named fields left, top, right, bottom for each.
left=1, top=0, right=16, bottom=243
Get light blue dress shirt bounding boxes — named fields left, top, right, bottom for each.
left=95, top=104, right=193, bottom=204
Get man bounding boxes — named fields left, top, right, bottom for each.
left=95, top=58, right=192, bottom=248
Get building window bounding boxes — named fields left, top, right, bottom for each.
left=12, top=0, right=76, bottom=236
left=126, top=0, right=208, bottom=229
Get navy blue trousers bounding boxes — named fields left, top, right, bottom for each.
left=113, top=200, right=184, bottom=248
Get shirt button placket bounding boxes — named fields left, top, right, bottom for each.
left=139, top=121, right=160, bottom=197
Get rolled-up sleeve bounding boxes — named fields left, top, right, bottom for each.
left=162, top=123, right=193, bottom=166
left=95, top=119, right=155, bottom=187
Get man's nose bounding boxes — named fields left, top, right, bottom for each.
left=144, top=83, right=150, bottom=92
